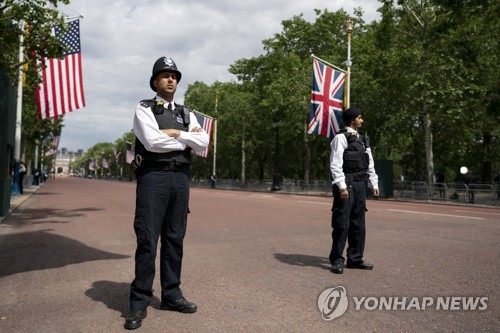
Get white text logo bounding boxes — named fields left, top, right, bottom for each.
left=318, top=287, right=488, bottom=321
left=353, top=296, right=488, bottom=311
left=317, top=286, right=349, bottom=320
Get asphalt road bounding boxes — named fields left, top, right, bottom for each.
left=0, top=177, right=498, bottom=333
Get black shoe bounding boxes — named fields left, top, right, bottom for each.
left=330, top=263, right=344, bottom=274
left=124, top=309, right=147, bottom=330
left=346, top=261, right=374, bottom=270
left=161, top=297, right=197, bottom=313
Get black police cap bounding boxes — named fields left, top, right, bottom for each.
left=150, top=57, right=182, bottom=92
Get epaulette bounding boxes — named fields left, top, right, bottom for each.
left=339, top=128, right=356, bottom=138
left=139, top=99, right=156, bottom=108
left=140, top=98, right=167, bottom=115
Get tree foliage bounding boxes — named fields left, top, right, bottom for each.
left=1, top=0, right=71, bottom=171
left=188, top=3, right=498, bottom=184
left=58, top=2, right=500, bottom=186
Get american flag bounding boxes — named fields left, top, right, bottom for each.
left=44, top=132, right=61, bottom=156
left=308, top=58, right=345, bottom=139
left=193, top=110, right=214, bottom=158
left=102, top=158, right=109, bottom=169
left=36, top=19, right=86, bottom=119
left=88, top=159, right=94, bottom=171
left=126, top=141, right=134, bottom=164
left=113, top=148, right=121, bottom=162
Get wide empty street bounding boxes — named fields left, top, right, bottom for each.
left=0, top=177, right=498, bottom=332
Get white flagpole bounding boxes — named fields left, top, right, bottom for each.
left=14, top=20, right=24, bottom=163
left=12, top=20, right=24, bottom=195
left=63, top=14, right=84, bottom=22
left=212, top=94, right=218, bottom=178
left=346, top=21, right=353, bottom=108
left=310, top=54, right=346, bottom=73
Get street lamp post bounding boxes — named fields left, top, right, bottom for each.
left=11, top=20, right=25, bottom=195
left=271, top=117, right=282, bottom=191
left=346, top=20, right=353, bottom=109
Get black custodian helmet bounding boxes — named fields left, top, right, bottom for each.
left=149, top=56, right=182, bottom=92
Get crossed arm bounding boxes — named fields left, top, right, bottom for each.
left=161, top=127, right=203, bottom=138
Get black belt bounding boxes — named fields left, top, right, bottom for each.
left=346, top=173, right=368, bottom=181
left=141, top=160, right=189, bottom=171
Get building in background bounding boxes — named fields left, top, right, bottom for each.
left=54, top=148, right=84, bottom=175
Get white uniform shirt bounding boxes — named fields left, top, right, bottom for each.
left=330, top=127, right=379, bottom=190
left=133, top=96, right=209, bottom=154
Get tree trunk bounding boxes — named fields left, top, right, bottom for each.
left=241, top=137, right=246, bottom=186
left=424, top=112, right=434, bottom=186
left=303, top=121, right=310, bottom=182
left=482, top=132, right=492, bottom=182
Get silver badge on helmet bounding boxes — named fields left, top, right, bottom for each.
left=164, top=57, right=174, bottom=66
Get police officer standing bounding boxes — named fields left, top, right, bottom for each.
left=124, top=57, right=209, bottom=330
left=329, top=107, right=379, bottom=274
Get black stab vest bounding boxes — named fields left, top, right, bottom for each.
left=340, top=129, right=369, bottom=177
left=135, top=99, right=191, bottom=166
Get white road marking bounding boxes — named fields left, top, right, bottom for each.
left=454, top=210, right=500, bottom=217
left=299, top=200, right=330, bottom=205
left=249, top=194, right=278, bottom=199
left=388, top=209, right=483, bottom=220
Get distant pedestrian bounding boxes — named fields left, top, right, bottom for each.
left=329, top=106, right=379, bottom=275
left=465, top=170, right=476, bottom=204
left=18, top=162, right=27, bottom=194
left=434, top=171, right=445, bottom=199
left=32, top=169, right=40, bottom=186
left=124, top=56, right=209, bottom=330
left=399, top=172, right=405, bottom=197
left=210, top=174, right=216, bottom=188
left=494, top=170, right=500, bottom=200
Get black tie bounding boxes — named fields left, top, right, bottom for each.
left=167, top=102, right=172, bottom=110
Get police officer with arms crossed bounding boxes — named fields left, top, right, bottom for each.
left=124, top=57, right=209, bottom=330
left=329, top=106, right=379, bottom=274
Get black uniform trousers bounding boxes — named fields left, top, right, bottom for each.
left=130, top=168, right=189, bottom=311
left=329, top=179, right=367, bottom=266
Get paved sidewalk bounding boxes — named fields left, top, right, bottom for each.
left=0, top=177, right=498, bottom=333
left=0, top=185, right=42, bottom=223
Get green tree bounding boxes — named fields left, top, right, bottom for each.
left=229, top=10, right=358, bottom=182
left=368, top=0, right=499, bottom=183
left=1, top=0, right=72, bottom=172
left=1, top=0, right=69, bottom=74
left=104, top=3, right=499, bottom=190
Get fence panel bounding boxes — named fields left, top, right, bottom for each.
left=189, top=178, right=498, bottom=206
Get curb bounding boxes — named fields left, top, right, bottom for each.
left=0, top=184, right=43, bottom=224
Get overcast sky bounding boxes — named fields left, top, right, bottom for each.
left=57, top=0, right=381, bottom=151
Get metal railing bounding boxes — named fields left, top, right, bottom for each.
left=192, top=179, right=499, bottom=206
left=383, top=181, right=498, bottom=206
left=80, top=174, right=499, bottom=207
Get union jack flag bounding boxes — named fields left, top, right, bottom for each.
left=193, top=110, right=214, bottom=158
left=308, top=58, right=345, bottom=139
